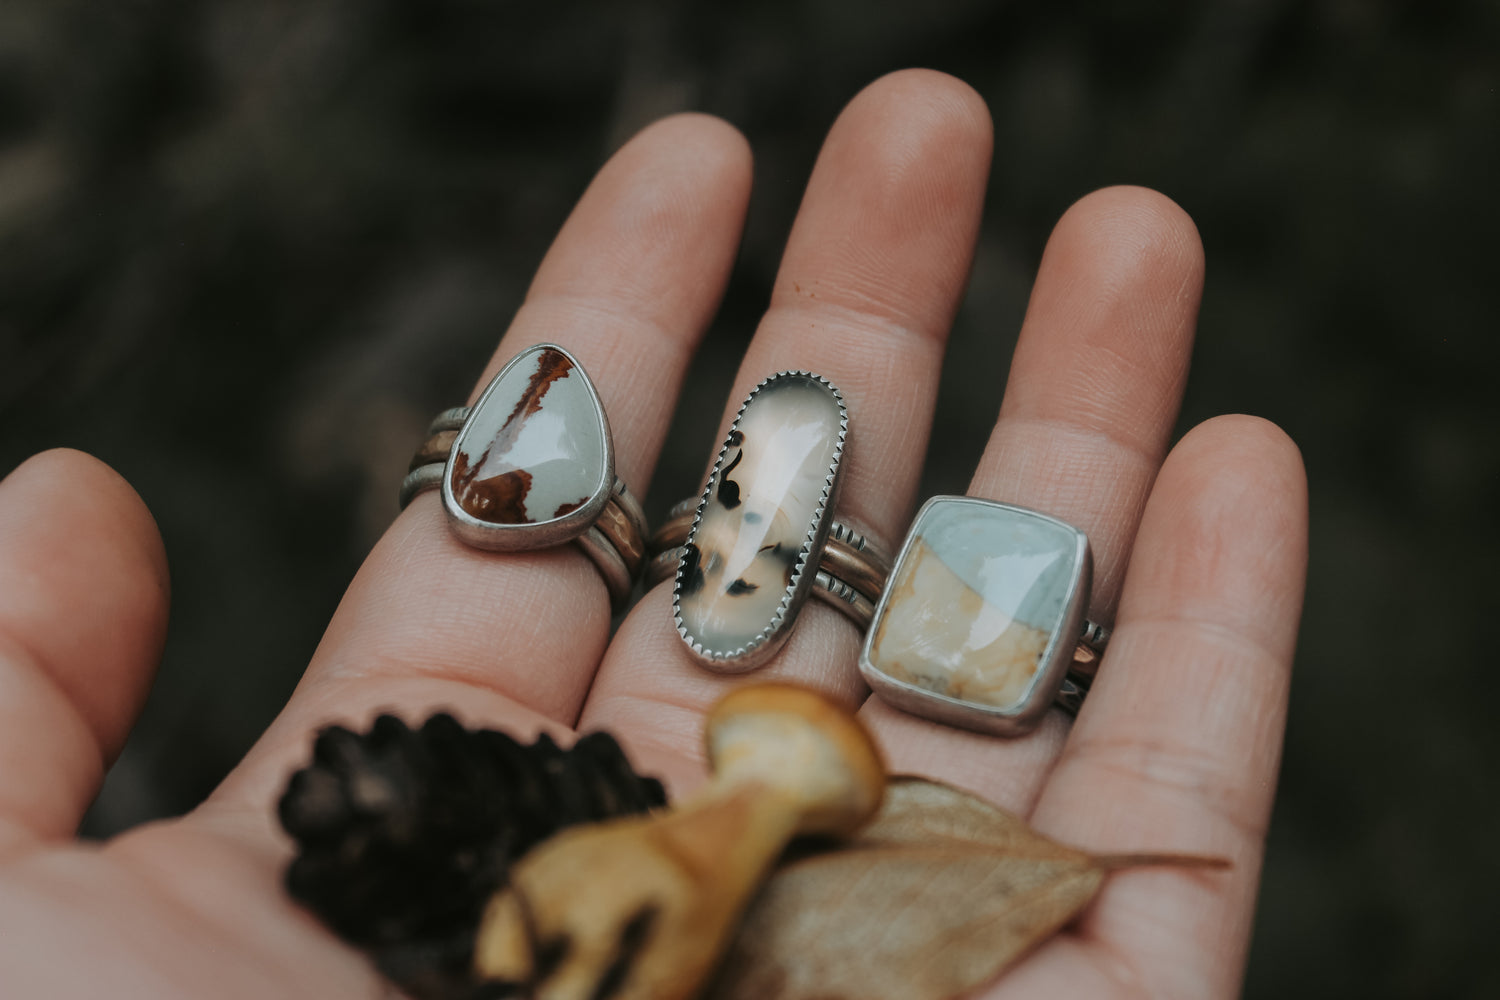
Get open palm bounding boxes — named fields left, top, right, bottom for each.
left=0, top=70, right=1306, bottom=998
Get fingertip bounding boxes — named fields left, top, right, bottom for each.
left=1034, top=186, right=1205, bottom=385
left=5, top=447, right=170, bottom=592
left=596, top=113, right=754, bottom=246
left=850, top=68, right=993, bottom=143
left=516, top=110, right=754, bottom=371
left=1159, top=414, right=1308, bottom=556
left=605, top=114, right=754, bottom=284
left=773, top=68, right=994, bottom=339
left=1169, top=414, right=1307, bottom=501
left=1002, top=185, right=1206, bottom=465
left=0, top=448, right=169, bottom=759
left=1055, top=185, right=1206, bottom=298
left=1127, top=414, right=1309, bottom=662
left=827, top=67, right=993, bottom=201
left=629, top=111, right=754, bottom=188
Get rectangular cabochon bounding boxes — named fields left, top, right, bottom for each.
left=865, top=499, right=1082, bottom=711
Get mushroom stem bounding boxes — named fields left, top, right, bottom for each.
left=472, top=684, right=885, bottom=1000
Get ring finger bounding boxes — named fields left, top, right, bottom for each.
left=859, top=185, right=1205, bottom=812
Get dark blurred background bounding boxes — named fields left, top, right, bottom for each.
left=1, top=0, right=1495, bottom=995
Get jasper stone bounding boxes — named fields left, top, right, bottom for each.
left=676, top=373, right=845, bottom=665
left=861, top=497, right=1088, bottom=727
left=446, top=345, right=609, bottom=531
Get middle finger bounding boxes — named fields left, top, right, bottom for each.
left=581, top=69, right=994, bottom=789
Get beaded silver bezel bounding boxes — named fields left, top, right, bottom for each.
left=673, top=371, right=847, bottom=672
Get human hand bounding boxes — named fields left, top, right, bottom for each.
left=0, top=69, right=1306, bottom=998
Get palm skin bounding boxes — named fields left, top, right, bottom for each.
left=0, top=70, right=1306, bottom=999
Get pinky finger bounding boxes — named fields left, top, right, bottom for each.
left=995, top=415, right=1307, bottom=998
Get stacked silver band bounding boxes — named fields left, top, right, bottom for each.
left=646, top=499, right=892, bottom=629
left=398, top=407, right=471, bottom=510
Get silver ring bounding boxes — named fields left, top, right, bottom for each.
left=859, top=495, right=1110, bottom=736
left=399, top=344, right=647, bottom=609
left=669, top=371, right=886, bottom=673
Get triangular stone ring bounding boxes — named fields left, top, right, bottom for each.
left=399, top=344, right=647, bottom=608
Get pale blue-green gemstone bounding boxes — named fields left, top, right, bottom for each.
left=863, top=497, right=1085, bottom=720
left=916, top=501, right=1076, bottom=633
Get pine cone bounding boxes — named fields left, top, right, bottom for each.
left=279, top=713, right=666, bottom=1000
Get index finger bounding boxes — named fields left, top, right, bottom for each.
left=210, top=113, right=753, bottom=815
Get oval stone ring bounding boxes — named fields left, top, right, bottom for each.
left=398, top=343, right=647, bottom=609
left=667, top=371, right=891, bottom=673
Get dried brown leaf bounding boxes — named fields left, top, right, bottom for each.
left=705, top=776, right=1227, bottom=1000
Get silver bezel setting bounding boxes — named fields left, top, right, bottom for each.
left=858, top=495, right=1093, bottom=736
left=673, top=371, right=847, bottom=673
left=440, top=343, right=615, bottom=552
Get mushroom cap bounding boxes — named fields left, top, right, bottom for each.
left=704, top=684, right=885, bottom=837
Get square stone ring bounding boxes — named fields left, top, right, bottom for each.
left=859, top=495, right=1111, bottom=736
left=397, top=344, right=648, bottom=610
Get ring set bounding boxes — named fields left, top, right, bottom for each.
left=404, top=346, right=1108, bottom=736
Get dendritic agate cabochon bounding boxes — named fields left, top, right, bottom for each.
left=677, top=374, right=845, bottom=659
left=448, top=346, right=608, bottom=526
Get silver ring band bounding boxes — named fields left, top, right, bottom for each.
left=404, top=465, right=646, bottom=607
left=399, top=462, right=446, bottom=510
left=427, top=407, right=470, bottom=434
left=1054, top=674, right=1090, bottom=717
left=647, top=545, right=876, bottom=629
left=649, top=498, right=891, bottom=601
left=1067, top=618, right=1110, bottom=684
left=648, top=492, right=890, bottom=636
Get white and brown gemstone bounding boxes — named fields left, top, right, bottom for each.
left=445, top=345, right=610, bottom=537
left=861, top=497, right=1090, bottom=733
left=676, top=373, right=846, bottom=667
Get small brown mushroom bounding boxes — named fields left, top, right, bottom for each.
left=472, top=683, right=885, bottom=1000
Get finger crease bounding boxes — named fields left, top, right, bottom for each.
left=518, top=292, right=693, bottom=359
left=317, top=652, right=576, bottom=730
left=763, top=299, right=935, bottom=351
left=1059, top=737, right=1271, bottom=848
left=998, top=415, right=1162, bottom=473
left=1120, top=616, right=1291, bottom=681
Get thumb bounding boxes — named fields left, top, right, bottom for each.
left=0, top=449, right=168, bottom=854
